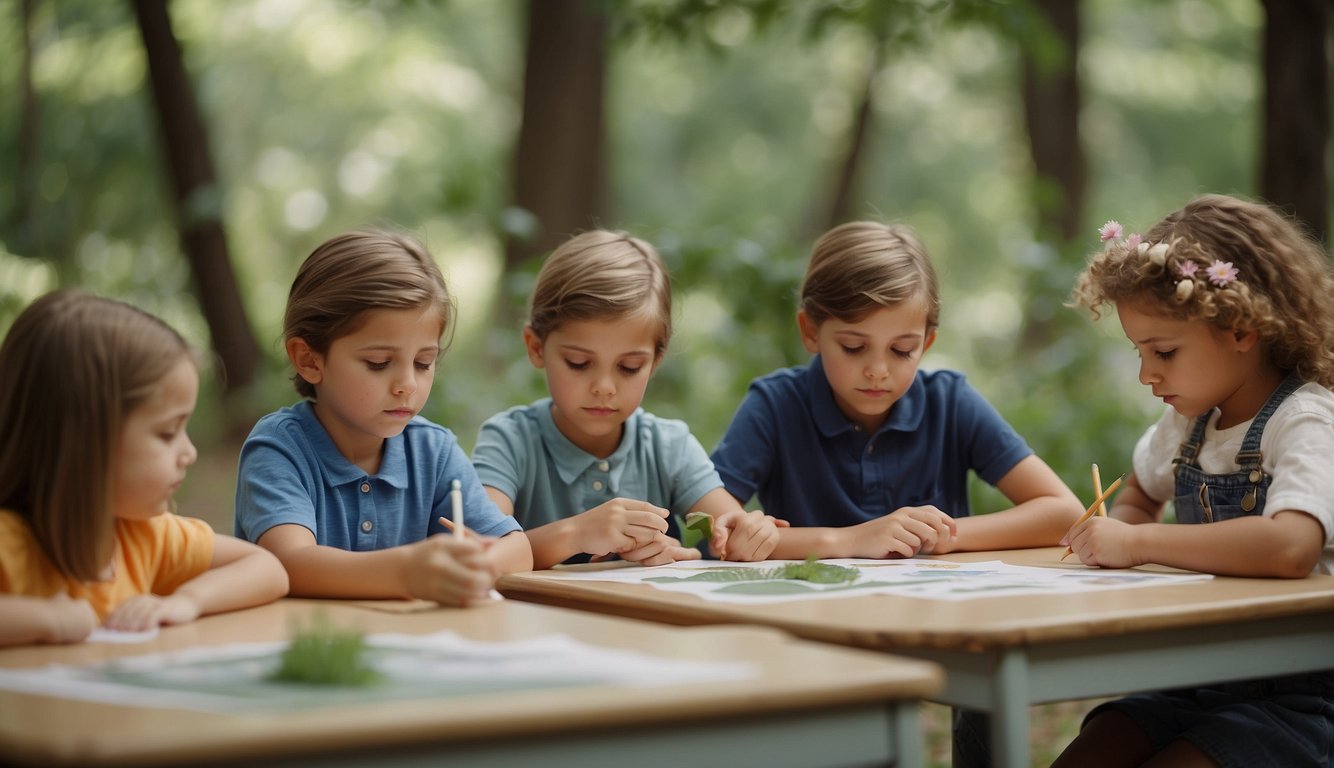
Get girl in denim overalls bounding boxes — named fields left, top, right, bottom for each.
left=1054, top=195, right=1334, bottom=768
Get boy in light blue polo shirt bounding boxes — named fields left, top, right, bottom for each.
left=474, top=230, right=785, bottom=569
left=235, top=229, right=531, bottom=607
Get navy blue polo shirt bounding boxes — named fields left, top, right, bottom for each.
left=710, top=356, right=1031, bottom=527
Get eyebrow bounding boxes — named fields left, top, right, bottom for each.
left=355, top=344, right=441, bottom=354
left=558, top=343, right=651, bottom=354
left=833, top=330, right=923, bottom=341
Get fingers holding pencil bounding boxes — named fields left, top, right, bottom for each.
left=1060, top=472, right=1124, bottom=561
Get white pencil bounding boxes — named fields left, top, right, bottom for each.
left=450, top=479, right=465, bottom=539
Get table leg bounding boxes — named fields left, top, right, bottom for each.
left=990, top=647, right=1031, bottom=768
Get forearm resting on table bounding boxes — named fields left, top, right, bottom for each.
left=261, top=536, right=418, bottom=599
left=1129, top=511, right=1323, bottom=578
left=173, top=538, right=289, bottom=614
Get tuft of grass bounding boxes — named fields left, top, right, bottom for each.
left=267, top=613, right=383, bottom=687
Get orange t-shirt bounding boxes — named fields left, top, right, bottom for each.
left=0, top=510, right=214, bottom=619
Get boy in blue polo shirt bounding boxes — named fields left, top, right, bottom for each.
left=712, top=221, right=1080, bottom=557
left=473, top=230, right=786, bottom=569
left=235, top=229, right=531, bottom=607
left=710, top=220, right=1082, bottom=767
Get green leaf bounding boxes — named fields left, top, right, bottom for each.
left=675, top=510, right=714, bottom=549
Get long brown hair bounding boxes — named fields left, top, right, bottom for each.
left=0, top=290, right=193, bottom=580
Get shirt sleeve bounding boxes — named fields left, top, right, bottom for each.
left=1131, top=407, right=1182, bottom=505
left=471, top=412, right=527, bottom=503
left=710, top=385, right=780, bottom=505
left=129, top=514, right=214, bottom=596
left=438, top=439, right=523, bottom=538
left=659, top=423, right=724, bottom=515
left=953, top=378, right=1033, bottom=486
left=234, top=433, right=321, bottom=543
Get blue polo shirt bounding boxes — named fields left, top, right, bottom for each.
left=710, top=357, right=1032, bottom=528
left=234, top=401, right=521, bottom=549
left=472, top=399, right=722, bottom=542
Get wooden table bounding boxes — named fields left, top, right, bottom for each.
left=0, top=597, right=941, bottom=768
left=499, top=548, right=1334, bottom=768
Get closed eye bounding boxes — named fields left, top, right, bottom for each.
left=563, top=359, right=589, bottom=371
left=839, top=344, right=864, bottom=355
left=366, top=360, right=390, bottom=371
left=618, top=364, right=643, bottom=375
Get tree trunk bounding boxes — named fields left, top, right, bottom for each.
left=1020, top=0, right=1084, bottom=246
left=1260, top=0, right=1329, bottom=244
left=13, top=0, right=43, bottom=262
left=504, top=0, right=608, bottom=270
left=821, top=35, right=886, bottom=234
left=131, top=0, right=259, bottom=401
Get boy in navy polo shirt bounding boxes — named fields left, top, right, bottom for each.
left=710, top=220, right=1082, bottom=766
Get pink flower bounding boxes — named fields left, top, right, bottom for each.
left=1177, top=260, right=1199, bottom=278
left=1205, top=260, right=1238, bottom=286
left=1099, top=220, right=1123, bottom=242
left=1125, top=233, right=1142, bottom=249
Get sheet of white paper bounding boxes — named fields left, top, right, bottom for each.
left=87, top=626, right=160, bottom=644
left=547, top=558, right=1214, bottom=604
left=0, top=631, right=755, bottom=713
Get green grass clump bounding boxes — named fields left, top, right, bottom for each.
left=267, top=613, right=382, bottom=687
left=770, top=556, right=859, bottom=583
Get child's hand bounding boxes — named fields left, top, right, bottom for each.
left=105, top=593, right=202, bottom=632
left=618, top=533, right=703, bottom=566
left=401, top=534, right=496, bottom=607
left=575, top=498, right=670, bottom=558
left=1061, top=516, right=1143, bottom=568
left=711, top=510, right=789, bottom=561
left=44, top=593, right=98, bottom=643
left=841, top=506, right=957, bottom=558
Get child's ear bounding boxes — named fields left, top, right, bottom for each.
left=1232, top=328, right=1260, bottom=352
left=522, top=326, right=546, bottom=369
left=796, top=310, right=820, bottom=354
left=923, top=327, right=938, bottom=354
left=285, top=338, right=324, bottom=387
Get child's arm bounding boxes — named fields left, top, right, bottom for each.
left=257, top=523, right=494, bottom=606
left=1064, top=508, right=1325, bottom=578
left=487, top=487, right=674, bottom=569
left=0, top=593, right=98, bottom=646
left=695, top=488, right=788, bottom=562
left=936, top=455, right=1083, bottom=553
left=1106, top=473, right=1165, bottom=524
left=104, top=536, right=289, bottom=632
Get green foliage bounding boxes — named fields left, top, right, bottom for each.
left=675, top=510, right=714, bottom=549
left=267, top=613, right=382, bottom=688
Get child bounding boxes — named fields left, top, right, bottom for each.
left=711, top=220, right=1082, bottom=558
left=472, top=229, right=785, bottom=569
left=234, top=229, right=532, bottom=606
left=710, top=221, right=1082, bottom=768
left=0, top=291, right=288, bottom=646
left=1053, top=195, right=1334, bottom=767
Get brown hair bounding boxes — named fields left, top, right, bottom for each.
left=800, top=221, right=941, bottom=330
left=1070, top=194, right=1334, bottom=387
left=527, top=230, right=673, bottom=357
left=284, top=229, right=455, bottom=399
left=0, top=290, right=194, bottom=580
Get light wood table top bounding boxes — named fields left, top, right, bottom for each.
left=499, top=547, right=1334, bottom=652
left=0, top=597, right=942, bottom=768
left=499, top=547, right=1334, bottom=767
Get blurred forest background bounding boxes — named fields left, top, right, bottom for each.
left=2, top=0, right=1330, bottom=515
left=2, top=1, right=1329, bottom=763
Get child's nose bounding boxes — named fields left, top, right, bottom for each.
left=181, top=436, right=198, bottom=467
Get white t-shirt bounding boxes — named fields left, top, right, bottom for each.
left=1133, top=382, right=1334, bottom=574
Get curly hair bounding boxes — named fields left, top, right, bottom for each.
left=1070, top=194, right=1334, bottom=388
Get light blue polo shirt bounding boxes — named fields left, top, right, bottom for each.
left=234, top=401, right=521, bottom=550
left=472, top=399, right=722, bottom=543
left=711, top=356, right=1032, bottom=528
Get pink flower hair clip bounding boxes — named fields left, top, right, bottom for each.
left=1205, top=260, right=1238, bottom=287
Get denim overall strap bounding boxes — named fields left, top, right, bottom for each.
left=1172, top=375, right=1305, bottom=524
